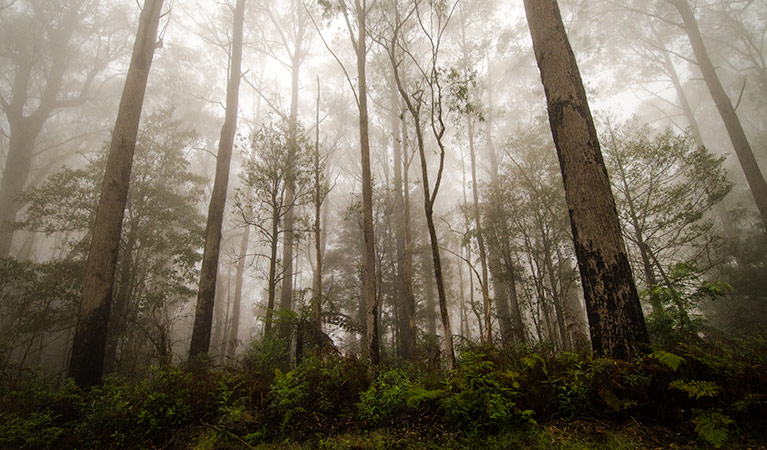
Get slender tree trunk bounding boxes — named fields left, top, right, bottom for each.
left=467, top=118, right=492, bottom=343
left=672, top=0, right=767, bottom=232
left=312, top=76, right=324, bottom=342
left=391, top=76, right=417, bottom=359
left=67, top=0, right=164, bottom=386
left=523, top=0, right=649, bottom=360
left=189, top=0, right=245, bottom=358
left=227, top=226, right=249, bottom=361
left=351, top=0, right=379, bottom=366
left=264, top=206, right=280, bottom=337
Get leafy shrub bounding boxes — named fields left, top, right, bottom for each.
left=269, top=355, right=368, bottom=437
left=357, top=368, right=442, bottom=426
left=692, top=409, right=735, bottom=448
left=441, top=351, right=534, bottom=434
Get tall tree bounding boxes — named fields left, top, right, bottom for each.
left=189, top=0, right=246, bottom=358
left=378, top=0, right=457, bottom=369
left=67, top=0, right=165, bottom=386
left=0, top=0, right=121, bottom=258
left=523, top=0, right=649, bottom=359
left=671, top=0, right=767, bottom=232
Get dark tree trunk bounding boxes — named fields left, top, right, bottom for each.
left=672, top=0, right=767, bottom=232
left=523, top=0, right=649, bottom=360
left=67, top=0, right=164, bottom=386
left=189, top=0, right=245, bottom=358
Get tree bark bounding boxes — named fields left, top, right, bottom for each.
left=312, top=76, right=324, bottom=342
left=355, top=0, right=379, bottom=367
left=227, top=226, right=250, bottom=361
left=523, top=0, right=649, bottom=360
left=390, top=75, right=417, bottom=359
left=672, top=0, right=767, bottom=232
left=67, top=0, right=164, bottom=386
left=189, top=0, right=245, bottom=358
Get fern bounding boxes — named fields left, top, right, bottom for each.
left=669, top=379, right=721, bottom=399
left=692, top=409, right=735, bottom=448
left=649, top=349, right=685, bottom=371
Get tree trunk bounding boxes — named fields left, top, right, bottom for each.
left=312, top=77, right=324, bottom=342
left=523, top=0, right=649, bottom=360
left=672, top=0, right=767, bottom=232
left=355, top=0, right=379, bottom=367
left=67, top=0, right=164, bottom=386
left=0, top=124, right=39, bottom=258
left=189, top=0, right=245, bottom=358
left=264, top=206, right=280, bottom=337
left=227, top=227, right=249, bottom=361
left=467, top=117, right=493, bottom=343
left=391, top=76, right=417, bottom=360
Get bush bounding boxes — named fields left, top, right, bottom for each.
left=441, top=351, right=534, bottom=434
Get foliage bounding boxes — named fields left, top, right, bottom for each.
left=644, top=263, right=731, bottom=347
left=441, top=351, right=534, bottom=434
left=691, top=409, right=735, bottom=448
left=1, top=336, right=766, bottom=448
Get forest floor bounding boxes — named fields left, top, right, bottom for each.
left=199, top=418, right=765, bottom=449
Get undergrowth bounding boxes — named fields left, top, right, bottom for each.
left=1, top=333, right=766, bottom=449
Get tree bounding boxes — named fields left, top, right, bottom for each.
left=523, top=0, right=649, bottom=359
left=0, top=0, right=123, bottom=258
left=250, top=0, right=314, bottom=343
left=18, top=112, right=205, bottom=376
left=67, top=0, right=165, bottom=387
left=234, top=121, right=311, bottom=337
left=189, top=0, right=245, bottom=359
left=317, top=0, right=379, bottom=366
left=670, top=0, right=767, bottom=233
left=603, top=123, right=732, bottom=304
left=377, top=0, right=458, bottom=369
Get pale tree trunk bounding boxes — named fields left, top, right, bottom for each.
left=672, top=0, right=767, bottom=232
left=312, top=76, right=324, bottom=341
left=467, top=117, right=492, bottom=343
left=278, top=54, right=301, bottom=341
left=523, top=0, right=649, bottom=360
left=355, top=0, right=379, bottom=366
left=189, top=0, right=245, bottom=358
left=67, top=0, right=164, bottom=386
left=485, top=83, right=526, bottom=344
left=391, top=76, right=417, bottom=359
left=227, top=227, right=250, bottom=361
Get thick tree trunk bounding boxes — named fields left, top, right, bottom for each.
left=672, top=0, right=767, bottom=232
left=67, top=0, right=164, bottom=386
left=356, top=0, right=379, bottom=366
left=0, top=126, right=39, bottom=258
left=523, top=0, right=649, bottom=360
left=189, top=0, right=245, bottom=358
